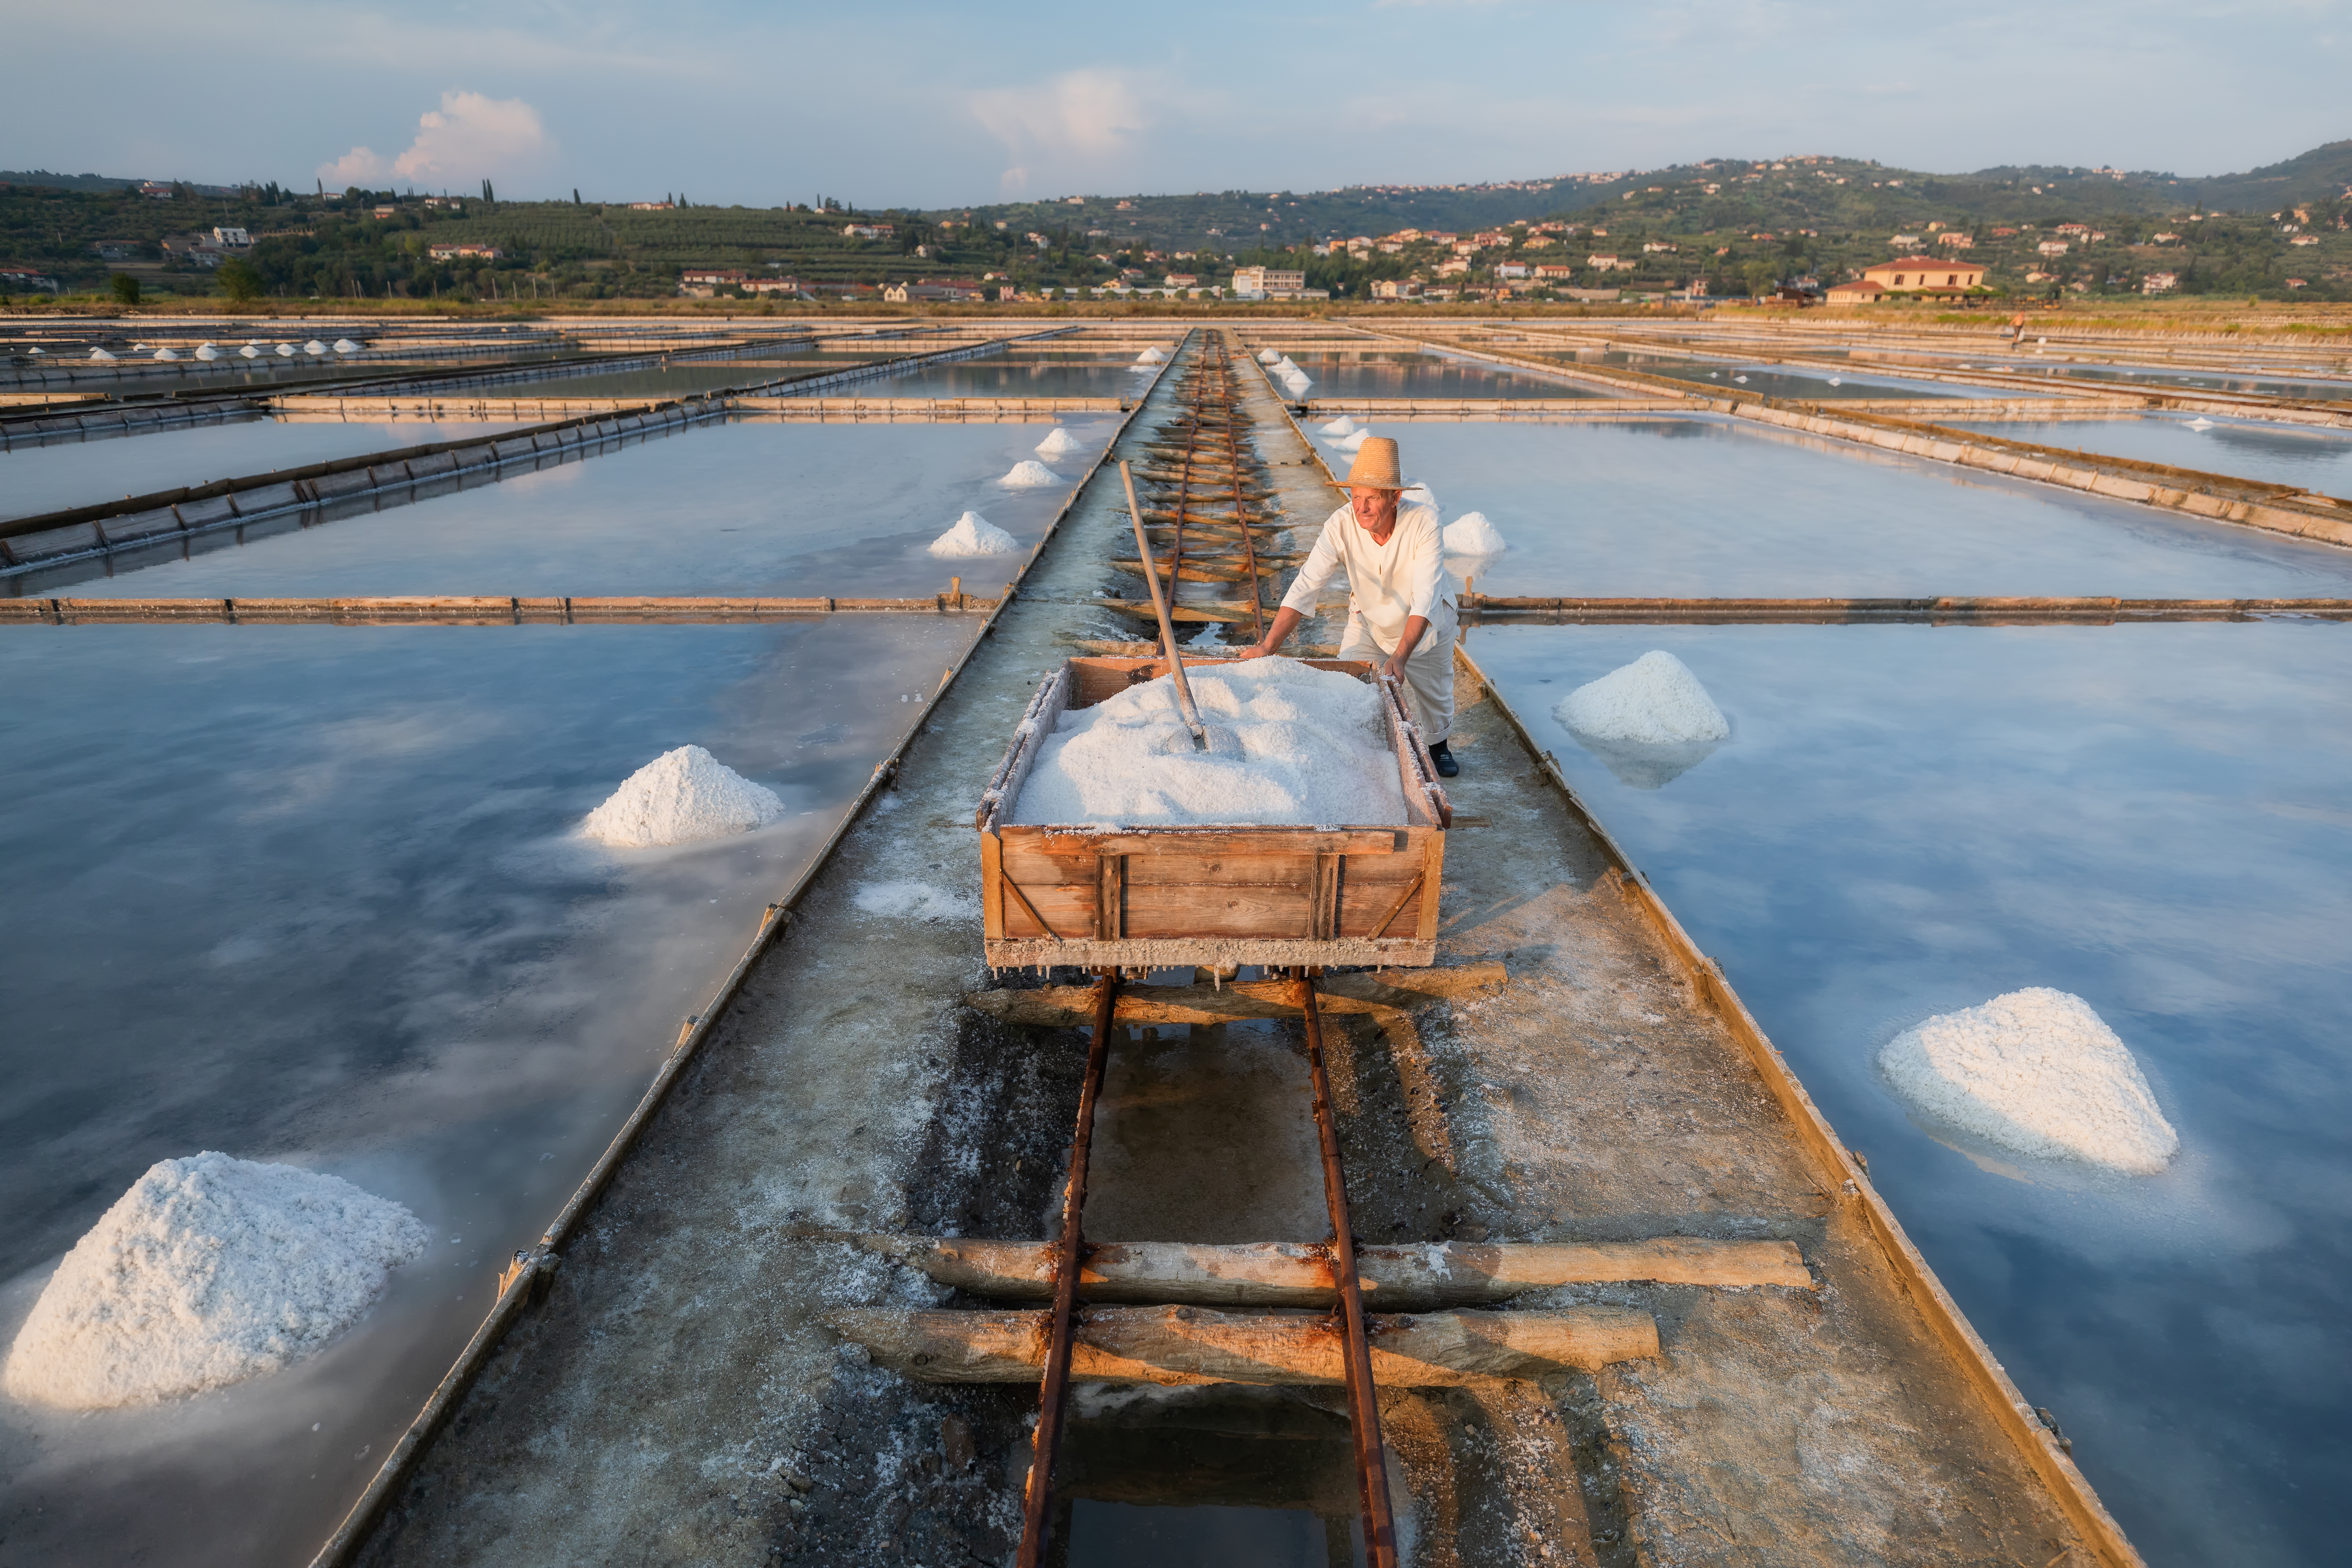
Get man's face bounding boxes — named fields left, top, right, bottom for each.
left=1350, top=486, right=1399, bottom=532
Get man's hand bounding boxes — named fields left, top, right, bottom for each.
left=1240, top=607, right=1304, bottom=662
left=1382, top=651, right=1410, bottom=682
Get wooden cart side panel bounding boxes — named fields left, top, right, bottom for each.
left=1417, top=830, right=1444, bottom=941
left=977, top=665, right=1072, bottom=829
left=1339, top=877, right=1425, bottom=940
left=982, top=830, right=1007, bottom=940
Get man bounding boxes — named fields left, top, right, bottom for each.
left=1237, top=436, right=1459, bottom=776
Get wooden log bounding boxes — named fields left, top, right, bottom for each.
left=852, top=1237, right=1813, bottom=1305
left=962, top=963, right=1507, bottom=1029
left=831, top=1305, right=1658, bottom=1386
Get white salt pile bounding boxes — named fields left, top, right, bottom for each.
left=1318, top=415, right=1357, bottom=437
left=1134, top=346, right=1168, bottom=365
left=1034, top=426, right=1084, bottom=458
left=1401, top=480, right=1437, bottom=510
left=1014, top=657, right=1406, bottom=827
left=582, top=745, right=784, bottom=847
left=332, top=338, right=363, bottom=354
left=1333, top=427, right=1372, bottom=452
left=999, top=459, right=1064, bottom=488
left=276, top=343, right=297, bottom=357
left=88, top=347, right=117, bottom=362
left=2, top=1153, right=429, bottom=1410
left=194, top=344, right=222, bottom=361
left=928, top=510, right=1018, bottom=557
left=1443, top=512, right=1508, bottom=555
left=1553, top=651, right=1729, bottom=745
left=1257, top=348, right=1282, bottom=365
left=2185, top=417, right=2215, bottom=431
left=303, top=339, right=328, bottom=356
left=1881, top=989, right=2179, bottom=1174
left=238, top=345, right=262, bottom=359
left=152, top=348, right=179, bottom=361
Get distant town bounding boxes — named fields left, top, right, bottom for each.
left=2, top=140, right=2345, bottom=309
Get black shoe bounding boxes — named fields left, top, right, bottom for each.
left=1428, top=741, right=1459, bottom=778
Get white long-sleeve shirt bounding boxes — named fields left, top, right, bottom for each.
left=1278, top=501, right=1454, bottom=653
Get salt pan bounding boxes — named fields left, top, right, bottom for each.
left=1443, top=511, right=1508, bottom=555
left=1318, top=416, right=1358, bottom=437
left=928, top=510, right=1018, bottom=557
left=1554, top=651, right=1729, bottom=745
left=2, top=1153, right=429, bottom=1410
left=582, top=745, right=784, bottom=847
left=1013, top=658, right=1406, bottom=827
left=1034, top=426, right=1084, bottom=458
left=1881, top=989, right=2179, bottom=1174
left=998, top=459, right=1064, bottom=488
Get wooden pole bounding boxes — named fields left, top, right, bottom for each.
left=1118, top=459, right=1207, bottom=749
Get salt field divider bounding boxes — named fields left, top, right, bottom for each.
left=1299, top=394, right=2144, bottom=423
left=1357, top=331, right=2352, bottom=548
left=305, top=332, right=1188, bottom=1568
left=1, top=593, right=1006, bottom=625
left=1452, top=595, right=2352, bottom=625
left=0, top=399, right=715, bottom=575
left=762, top=324, right=1082, bottom=397
left=1247, top=340, right=2149, bottom=1568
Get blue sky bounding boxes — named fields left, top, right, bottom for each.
left=4, top=1, right=2344, bottom=206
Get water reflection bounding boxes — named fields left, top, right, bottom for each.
left=1464, top=621, right=2352, bottom=1567
left=0, top=617, right=975, bottom=1568
left=1948, top=415, right=2352, bottom=494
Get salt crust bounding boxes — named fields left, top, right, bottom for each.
left=927, top=510, right=1018, bottom=557
left=1881, top=989, right=2180, bottom=1175
left=1554, top=651, right=1729, bottom=745
left=1033, top=426, right=1084, bottom=458
left=998, top=459, right=1064, bottom=488
left=1012, top=658, right=1407, bottom=827
left=852, top=880, right=977, bottom=922
left=582, top=745, right=784, bottom=847
left=1443, top=511, right=1508, bottom=556
left=2, top=1153, right=429, bottom=1410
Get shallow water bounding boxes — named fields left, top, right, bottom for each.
left=0, top=616, right=975, bottom=1567
left=1371, top=418, right=2352, bottom=598
left=2026, top=363, right=2352, bottom=403
left=1948, top=415, right=2352, bottom=495
left=1461, top=620, right=2352, bottom=1567
left=31, top=417, right=1121, bottom=600
left=1259, top=350, right=1605, bottom=402
left=861, top=361, right=1144, bottom=398
left=0, top=419, right=522, bottom=522
left=1552, top=350, right=1984, bottom=401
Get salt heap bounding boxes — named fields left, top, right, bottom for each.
left=1034, top=426, right=1084, bottom=458
left=88, top=347, right=118, bottom=362
left=928, top=510, right=1018, bottom=557
left=276, top=343, right=298, bottom=357
left=1257, top=348, right=1282, bottom=365
left=1401, top=480, right=1437, bottom=510
left=1554, top=651, right=1729, bottom=745
left=1881, top=989, right=2179, bottom=1174
left=1333, top=426, right=1372, bottom=452
left=332, top=338, right=363, bottom=354
left=999, top=459, right=1063, bottom=488
left=1318, top=415, right=1357, bottom=437
left=303, top=339, right=328, bottom=356
left=2, top=1153, right=429, bottom=1410
left=1134, top=346, right=1168, bottom=365
left=194, top=344, right=222, bottom=361
left=1443, top=512, right=1507, bottom=555
left=1014, top=658, right=1406, bottom=827
left=152, top=348, right=180, bottom=361
left=238, top=345, right=262, bottom=359
left=582, top=745, right=784, bottom=847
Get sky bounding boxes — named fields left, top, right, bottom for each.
left=3, top=1, right=2345, bottom=208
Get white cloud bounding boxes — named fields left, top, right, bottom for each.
left=317, top=90, right=555, bottom=189
left=969, top=66, right=1225, bottom=191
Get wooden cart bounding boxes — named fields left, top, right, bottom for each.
left=975, top=656, right=1452, bottom=969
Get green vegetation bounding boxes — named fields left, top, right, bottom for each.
left=109, top=274, right=139, bottom=305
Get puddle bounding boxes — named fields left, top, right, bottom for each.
left=0, top=615, right=975, bottom=1568
left=0, top=418, right=524, bottom=522
left=1371, top=417, right=2352, bottom=598
left=25, top=417, right=1122, bottom=601
left=1463, top=619, right=2352, bottom=1567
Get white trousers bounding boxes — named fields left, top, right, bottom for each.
left=1339, top=614, right=1456, bottom=743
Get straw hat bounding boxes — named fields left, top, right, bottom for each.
left=1343, top=437, right=1406, bottom=491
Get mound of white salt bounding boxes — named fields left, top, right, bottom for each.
left=1333, top=427, right=1372, bottom=452
left=152, top=348, right=180, bottom=361
left=999, top=459, right=1064, bottom=488
left=1881, top=989, right=2179, bottom=1174
left=928, top=510, right=1018, bottom=557
left=1401, top=480, right=1437, bottom=510
left=88, top=348, right=118, bottom=362
left=582, top=745, right=784, bottom=847
left=1034, top=426, right=1084, bottom=458
left=2, top=1153, right=429, bottom=1410
left=1257, top=349, right=1282, bottom=365
left=332, top=338, right=363, bottom=354
left=1135, top=347, right=1168, bottom=365
left=194, top=344, right=222, bottom=361
left=1013, top=657, right=1406, bottom=827
left=1443, top=512, right=1507, bottom=555
left=238, top=345, right=262, bottom=359
left=1318, top=415, right=1357, bottom=437
left=276, top=343, right=297, bottom=357
left=1554, top=651, right=1729, bottom=745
